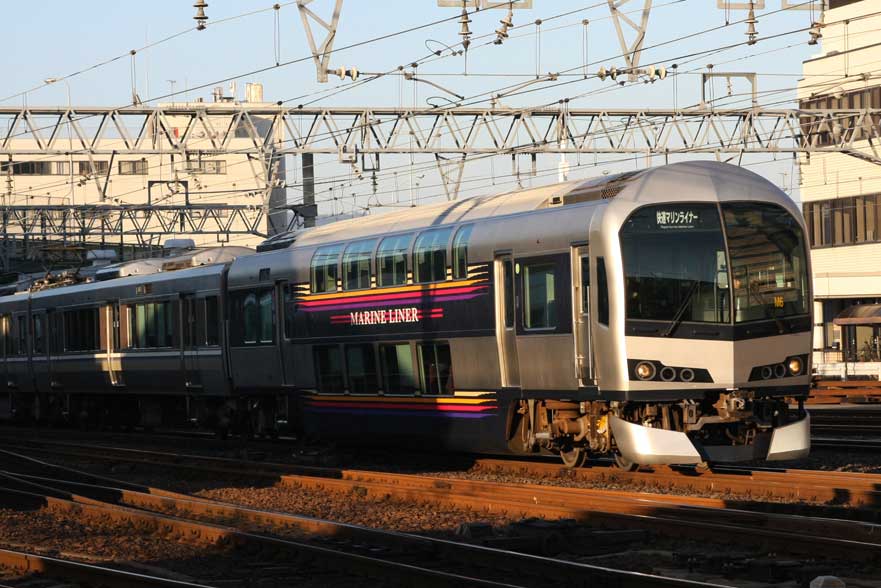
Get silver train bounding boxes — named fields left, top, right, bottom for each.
left=0, top=161, right=811, bottom=467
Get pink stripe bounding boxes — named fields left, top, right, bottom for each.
left=307, top=401, right=496, bottom=412
left=299, top=285, right=485, bottom=308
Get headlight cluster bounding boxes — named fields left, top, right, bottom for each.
left=748, top=355, right=807, bottom=381
left=629, top=360, right=712, bottom=383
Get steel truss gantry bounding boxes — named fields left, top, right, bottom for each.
left=1, top=103, right=879, bottom=261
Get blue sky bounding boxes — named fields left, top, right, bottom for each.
left=2, top=1, right=828, bottom=212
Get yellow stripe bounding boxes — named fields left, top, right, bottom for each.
left=299, top=278, right=487, bottom=302
left=309, top=394, right=495, bottom=404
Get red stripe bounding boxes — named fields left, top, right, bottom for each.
left=298, top=285, right=486, bottom=308
left=307, top=401, right=496, bottom=412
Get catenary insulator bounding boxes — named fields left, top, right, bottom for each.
left=745, top=2, right=758, bottom=45
left=459, top=7, right=472, bottom=51
left=194, top=0, right=208, bottom=30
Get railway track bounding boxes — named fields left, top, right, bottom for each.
left=3, top=440, right=881, bottom=562
left=0, top=450, right=725, bottom=588
left=0, top=546, right=212, bottom=588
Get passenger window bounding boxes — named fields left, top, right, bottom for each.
left=258, top=290, right=275, bottom=343
left=597, top=257, right=610, bottom=326
left=419, top=342, right=453, bottom=395
left=503, top=260, right=514, bottom=328
left=452, top=225, right=473, bottom=279
left=205, top=296, right=220, bottom=346
left=314, top=345, right=344, bottom=393
left=380, top=343, right=418, bottom=394
left=232, top=290, right=274, bottom=345
left=17, top=316, right=26, bottom=355
left=0, top=314, right=8, bottom=356
left=32, top=315, right=45, bottom=354
left=129, top=302, right=173, bottom=349
left=523, top=263, right=557, bottom=329
left=346, top=344, right=379, bottom=394
left=580, top=257, right=590, bottom=311
left=343, top=239, right=376, bottom=290
left=63, top=308, right=101, bottom=351
left=283, top=285, right=297, bottom=339
left=376, top=234, right=411, bottom=287
left=414, top=228, right=452, bottom=283
left=311, top=245, right=342, bottom=293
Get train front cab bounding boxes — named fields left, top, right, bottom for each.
left=596, top=193, right=812, bottom=466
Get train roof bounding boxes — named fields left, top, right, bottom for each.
left=274, top=161, right=793, bottom=250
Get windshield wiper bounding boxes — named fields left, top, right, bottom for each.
left=662, top=281, right=701, bottom=337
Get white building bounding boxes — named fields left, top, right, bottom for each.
left=1, top=84, right=288, bottom=252
left=798, top=0, right=881, bottom=377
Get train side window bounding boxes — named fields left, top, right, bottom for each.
left=452, top=225, right=473, bottom=280
left=503, top=260, right=514, bottom=328
left=16, top=316, right=26, bottom=355
left=129, top=302, right=173, bottom=349
left=258, top=290, right=275, bottom=343
left=345, top=344, right=379, bottom=394
left=418, top=342, right=453, bottom=395
left=63, top=308, right=101, bottom=352
left=283, top=285, right=297, bottom=339
left=205, top=296, right=220, bottom=346
left=414, top=228, right=452, bottom=283
left=32, top=315, right=45, bottom=354
left=0, top=314, right=8, bottom=356
left=311, top=245, right=342, bottom=293
left=597, top=257, right=609, bottom=326
left=314, top=345, right=344, bottom=393
left=242, top=293, right=259, bottom=343
left=380, top=343, right=418, bottom=394
left=376, top=234, right=411, bottom=287
left=343, top=239, right=376, bottom=291
left=522, top=263, right=557, bottom=329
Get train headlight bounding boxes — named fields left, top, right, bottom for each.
left=635, top=361, right=656, bottom=380
left=788, top=357, right=803, bottom=376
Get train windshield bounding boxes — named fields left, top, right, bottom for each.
left=621, top=204, right=730, bottom=324
left=620, top=202, right=809, bottom=326
left=721, top=202, right=809, bottom=323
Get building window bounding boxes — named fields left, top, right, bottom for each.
left=311, top=245, right=342, bottom=293
left=78, top=161, right=109, bottom=176
left=4, top=161, right=70, bottom=175
left=452, top=225, right=473, bottom=280
left=414, top=228, right=452, bottom=283
left=345, top=344, right=379, bottom=394
left=314, top=345, right=344, bottom=393
left=380, top=343, right=417, bottom=394
left=342, top=239, right=376, bottom=291
left=419, top=342, right=453, bottom=395
left=803, top=195, right=881, bottom=249
left=129, top=302, right=173, bottom=349
left=376, top=234, right=411, bottom=287
left=119, top=159, right=148, bottom=175
left=230, top=289, right=274, bottom=345
left=597, top=257, right=609, bottom=326
left=523, top=263, right=557, bottom=329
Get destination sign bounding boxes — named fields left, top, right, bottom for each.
left=656, top=210, right=700, bottom=229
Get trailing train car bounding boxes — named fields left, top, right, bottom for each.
left=0, top=161, right=812, bottom=467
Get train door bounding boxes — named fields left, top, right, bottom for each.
left=31, top=310, right=51, bottom=391
left=494, top=253, right=520, bottom=388
left=182, top=294, right=201, bottom=389
left=277, top=281, right=292, bottom=386
left=571, top=245, right=595, bottom=386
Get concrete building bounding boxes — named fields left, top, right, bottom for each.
left=1, top=83, right=288, bottom=255
left=798, top=0, right=881, bottom=377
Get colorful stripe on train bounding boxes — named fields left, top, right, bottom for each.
left=303, top=391, right=498, bottom=419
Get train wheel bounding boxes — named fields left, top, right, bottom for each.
left=560, top=446, right=587, bottom=468
left=614, top=452, right=639, bottom=472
